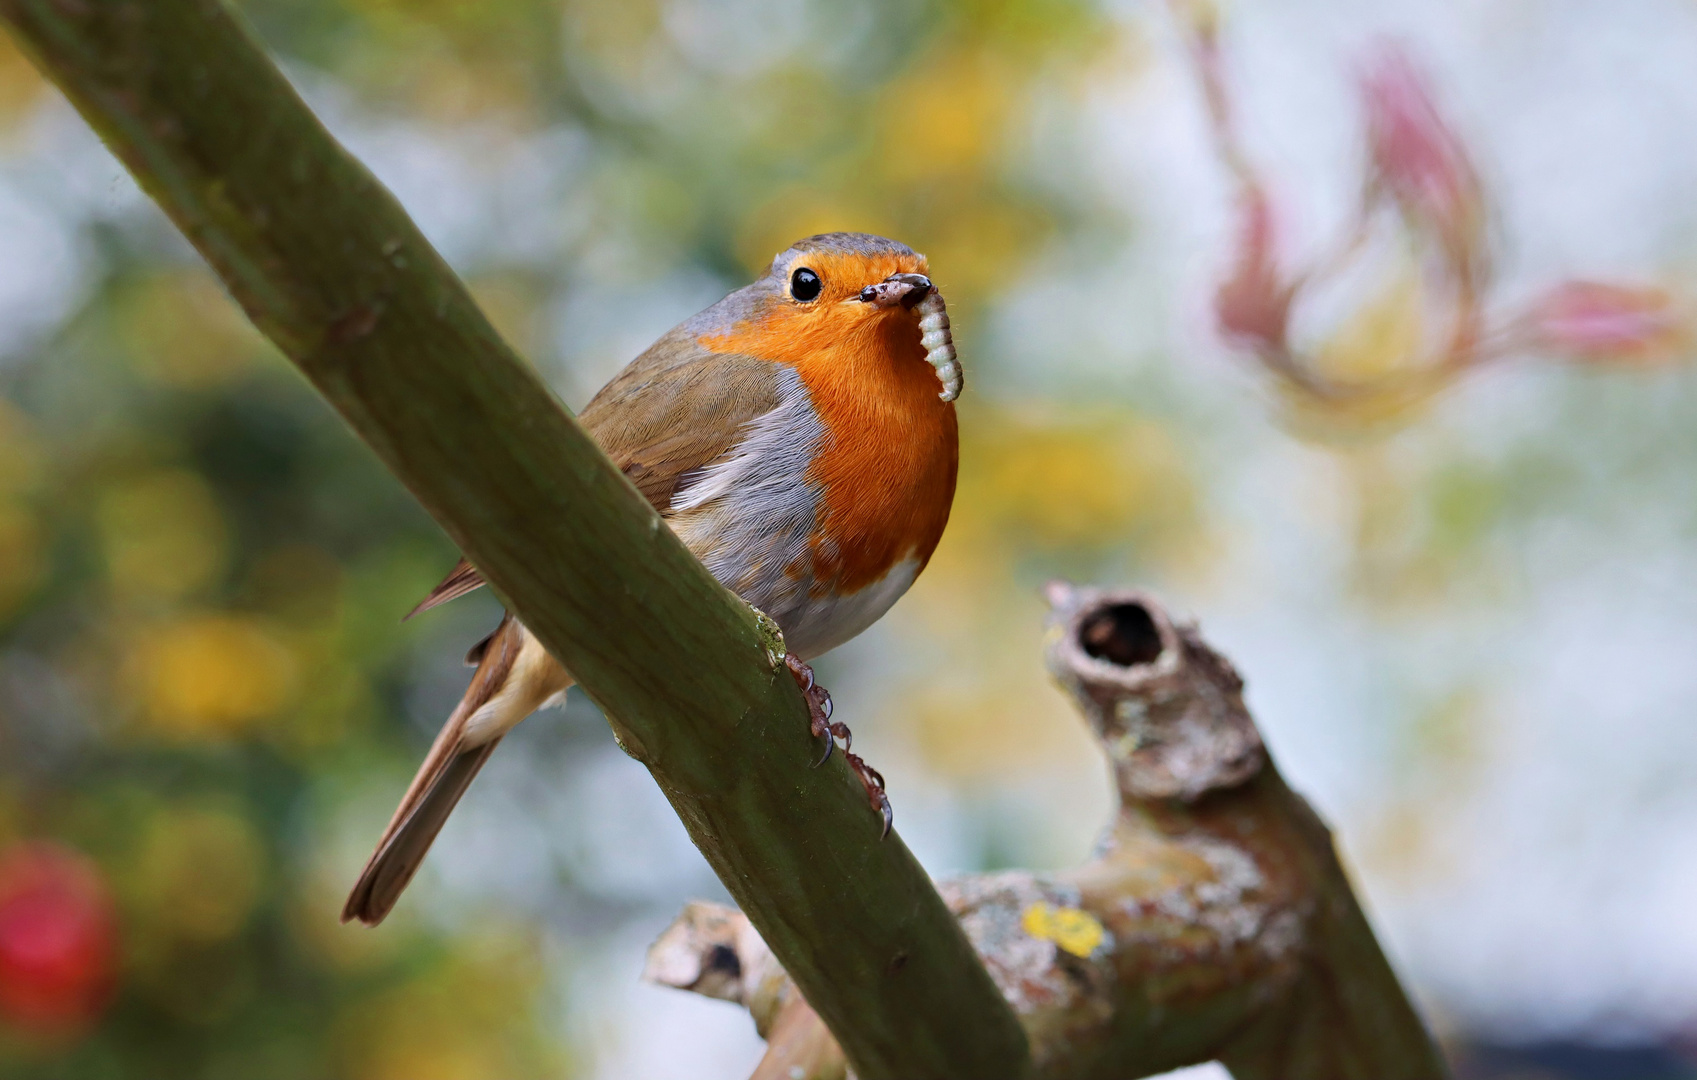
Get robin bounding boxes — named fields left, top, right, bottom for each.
left=343, top=232, right=962, bottom=926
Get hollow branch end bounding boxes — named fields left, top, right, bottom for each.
left=1044, top=583, right=1264, bottom=801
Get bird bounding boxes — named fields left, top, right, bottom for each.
left=342, top=232, right=962, bottom=926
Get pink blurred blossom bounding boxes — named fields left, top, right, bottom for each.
left=1520, top=281, right=1689, bottom=363
left=1215, top=186, right=1290, bottom=349
left=1360, top=47, right=1484, bottom=276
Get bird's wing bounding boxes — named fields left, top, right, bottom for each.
left=405, top=340, right=783, bottom=615
left=582, top=337, right=785, bottom=513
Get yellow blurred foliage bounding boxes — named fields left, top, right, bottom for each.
left=0, top=397, right=43, bottom=496
left=894, top=406, right=1204, bottom=779
left=923, top=193, right=1053, bottom=302
left=0, top=504, right=44, bottom=620
left=877, top=51, right=1014, bottom=186
left=735, top=40, right=1057, bottom=300
left=127, top=613, right=298, bottom=739
left=1277, top=377, right=1447, bottom=435
left=99, top=470, right=230, bottom=605
left=735, top=188, right=901, bottom=277
left=1316, top=266, right=1427, bottom=383
left=951, top=0, right=1112, bottom=64
left=949, top=406, right=1199, bottom=565
left=337, top=932, right=558, bottom=1080
left=909, top=671, right=1103, bottom=779
left=333, top=8, right=539, bottom=120
left=0, top=404, right=46, bottom=617
left=0, top=782, right=20, bottom=849
left=118, top=270, right=266, bottom=389
left=0, top=31, right=45, bottom=127
left=565, top=0, right=661, bottom=80
left=270, top=650, right=370, bottom=758
left=289, top=873, right=407, bottom=974
left=129, top=805, right=266, bottom=945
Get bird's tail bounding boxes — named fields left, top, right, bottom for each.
left=341, top=615, right=571, bottom=926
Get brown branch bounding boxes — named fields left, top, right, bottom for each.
left=649, top=585, right=1448, bottom=1079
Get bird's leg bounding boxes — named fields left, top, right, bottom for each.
left=782, top=655, right=893, bottom=838
left=747, top=601, right=837, bottom=760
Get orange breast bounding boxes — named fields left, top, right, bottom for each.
left=793, top=317, right=958, bottom=593
left=700, top=254, right=958, bottom=596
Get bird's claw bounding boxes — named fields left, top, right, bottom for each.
left=847, top=752, right=892, bottom=839
left=785, top=655, right=836, bottom=765
left=784, top=655, right=893, bottom=838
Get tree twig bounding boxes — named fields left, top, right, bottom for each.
left=650, top=586, right=1448, bottom=1079
left=0, top=2, right=1031, bottom=1076
left=1180, top=2, right=1688, bottom=421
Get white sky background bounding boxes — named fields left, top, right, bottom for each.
left=7, top=0, right=1697, bottom=1075
left=1092, top=0, right=1697, bottom=1047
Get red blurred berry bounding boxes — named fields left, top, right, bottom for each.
left=0, top=842, right=119, bottom=1037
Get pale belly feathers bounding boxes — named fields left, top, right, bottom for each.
left=665, top=364, right=922, bottom=659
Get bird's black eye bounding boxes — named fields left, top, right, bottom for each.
left=790, top=267, right=822, bottom=302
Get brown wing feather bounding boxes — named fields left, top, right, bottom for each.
left=406, top=556, right=486, bottom=620
left=404, top=342, right=782, bottom=618
left=580, top=337, right=784, bottom=514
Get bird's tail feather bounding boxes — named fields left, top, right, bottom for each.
left=342, top=615, right=570, bottom=926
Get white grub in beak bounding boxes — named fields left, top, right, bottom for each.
left=858, top=272, right=961, bottom=402
left=916, top=288, right=960, bottom=402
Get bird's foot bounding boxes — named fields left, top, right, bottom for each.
left=784, top=655, right=842, bottom=762
left=783, top=655, right=893, bottom=838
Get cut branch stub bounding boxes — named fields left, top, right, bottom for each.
left=1043, top=582, right=1264, bottom=801
left=645, top=900, right=794, bottom=1035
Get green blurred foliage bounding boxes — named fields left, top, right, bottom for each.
left=0, top=248, right=561, bottom=1075
left=0, top=0, right=1154, bottom=1075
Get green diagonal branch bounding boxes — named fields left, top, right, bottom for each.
left=0, top=1, right=1032, bottom=1075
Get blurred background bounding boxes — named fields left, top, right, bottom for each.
left=1, top=0, right=1696, bottom=1077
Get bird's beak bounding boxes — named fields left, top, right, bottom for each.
left=857, top=273, right=934, bottom=311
